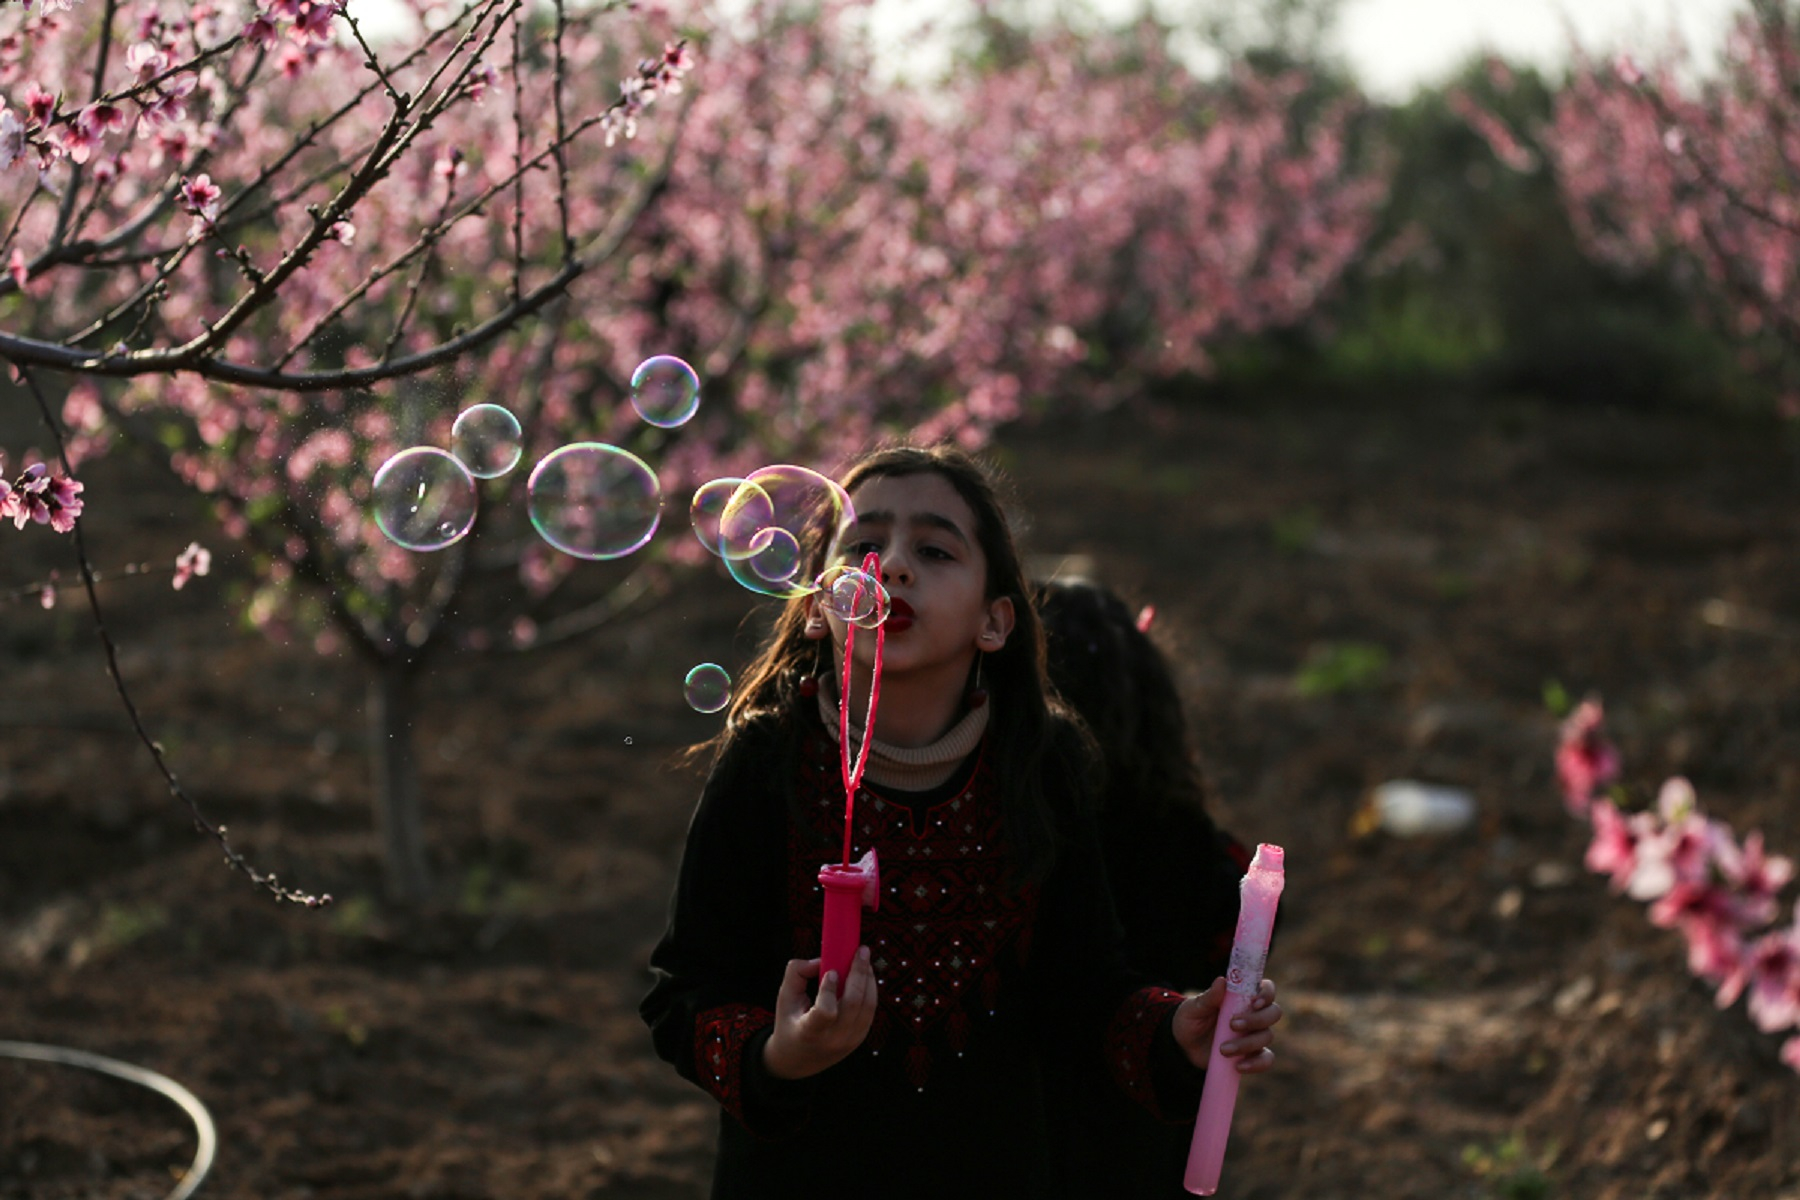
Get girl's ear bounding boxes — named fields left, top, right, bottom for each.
left=803, top=595, right=831, bottom=640
left=978, top=595, right=1016, bottom=649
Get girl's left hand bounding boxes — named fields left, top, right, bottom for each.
left=1172, top=977, right=1281, bottom=1074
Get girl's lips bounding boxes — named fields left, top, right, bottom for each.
left=884, top=597, right=915, bottom=630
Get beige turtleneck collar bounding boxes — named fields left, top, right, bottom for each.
left=816, top=689, right=989, bottom=792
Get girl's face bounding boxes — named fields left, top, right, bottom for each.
left=816, top=471, right=1014, bottom=679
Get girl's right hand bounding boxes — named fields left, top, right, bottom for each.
left=761, top=947, right=879, bottom=1080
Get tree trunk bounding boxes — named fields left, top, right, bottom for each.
left=368, top=656, right=431, bottom=903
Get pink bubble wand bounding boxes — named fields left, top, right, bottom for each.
left=1185, top=843, right=1285, bottom=1195
left=818, top=552, right=885, bottom=993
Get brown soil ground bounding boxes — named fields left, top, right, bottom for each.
left=3, top=388, right=1799, bottom=1199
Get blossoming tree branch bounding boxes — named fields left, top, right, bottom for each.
left=0, top=0, right=1386, bottom=903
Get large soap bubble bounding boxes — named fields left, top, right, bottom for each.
left=526, top=442, right=663, bottom=560
left=372, top=446, right=479, bottom=551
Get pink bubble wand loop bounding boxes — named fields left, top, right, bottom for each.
left=1185, top=843, right=1285, bottom=1196
left=818, top=552, right=885, bottom=994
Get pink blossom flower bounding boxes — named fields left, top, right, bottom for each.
left=125, top=40, right=167, bottom=83
left=466, top=62, right=498, bottom=103
left=1555, top=698, right=1620, bottom=814
left=173, top=541, right=211, bottom=590
left=179, top=172, right=221, bottom=227
left=328, top=219, right=355, bottom=247
left=5, top=461, right=84, bottom=532
left=52, top=121, right=97, bottom=164
left=1585, top=798, right=1645, bottom=890
left=244, top=14, right=279, bottom=49
left=8, top=247, right=27, bottom=288
left=1680, top=912, right=1742, bottom=985
left=291, top=1, right=337, bottom=45
left=1715, top=830, right=1795, bottom=927
left=23, top=84, right=54, bottom=128
left=1628, top=794, right=1715, bottom=900
left=1782, top=1037, right=1800, bottom=1073
left=78, top=102, right=128, bottom=139
left=1735, top=925, right=1800, bottom=1033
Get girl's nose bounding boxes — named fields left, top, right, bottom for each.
left=880, top=554, right=912, bottom=585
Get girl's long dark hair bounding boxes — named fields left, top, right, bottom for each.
left=694, top=443, right=1075, bottom=885
left=1034, top=579, right=1209, bottom=820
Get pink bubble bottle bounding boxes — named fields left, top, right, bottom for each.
left=1185, top=843, right=1285, bottom=1195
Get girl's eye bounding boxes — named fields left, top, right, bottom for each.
left=919, top=544, right=954, bottom=561
left=843, top=539, right=882, bottom=559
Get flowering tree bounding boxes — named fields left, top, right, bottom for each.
left=0, top=0, right=690, bottom=901
left=1556, top=699, right=1800, bottom=1075
left=2, top=0, right=1386, bottom=903
left=1540, top=1, right=1800, bottom=403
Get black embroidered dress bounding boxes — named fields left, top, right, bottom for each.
left=641, top=710, right=1202, bottom=1200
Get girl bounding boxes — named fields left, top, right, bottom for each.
left=641, top=445, right=1281, bottom=1199
left=1036, top=578, right=1260, bottom=1200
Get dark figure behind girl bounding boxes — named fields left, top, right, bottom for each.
left=1036, top=579, right=1255, bottom=1199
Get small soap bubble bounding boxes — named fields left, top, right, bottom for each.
left=372, top=446, right=478, bottom=551
left=749, top=527, right=802, bottom=583
left=690, top=477, right=745, bottom=556
left=718, top=466, right=855, bottom=599
left=684, top=663, right=732, bottom=713
left=527, top=442, right=663, bottom=560
left=450, top=404, right=523, bottom=478
left=815, top=564, right=890, bottom=628
left=630, top=355, right=701, bottom=429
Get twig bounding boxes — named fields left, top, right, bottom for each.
left=16, top=365, right=331, bottom=907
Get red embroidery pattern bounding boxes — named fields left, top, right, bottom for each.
left=694, top=1003, right=774, bottom=1124
left=1105, top=985, right=1186, bottom=1118
left=789, top=731, right=1036, bottom=1090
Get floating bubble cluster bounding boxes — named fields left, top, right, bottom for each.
left=371, top=447, right=478, bottom=551
left=815, top=564, right=890, bottom=629
left=450, top=404, right=523, bottom=478
left=630, top=355, right=701, bottom=429
left=717, top=465, right=855, bottom=600
left=684, top=663, right=732, bottom=713
left=526, top=442, right=663, bottom=561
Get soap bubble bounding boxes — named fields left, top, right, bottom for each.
left=684, top=663, right=732, bottom=713
left=748, top=527, right=803, bottom=583
left=372, top=447, right=478, bottom=551
left=689, top=477, right=745, bottom=556
left=526, top=442, right=662, bottom=560
left=718, top=465, right=854, bottom=599
left=450, top=404, right=523, bottom=478
left=630, top=355, right=701, bottom=429
left=815, top=564, right=890, bottom=628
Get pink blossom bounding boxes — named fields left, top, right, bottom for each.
left=8, top=247, right=27, bottom=288
left=1628, top=796, right=1715, bottom=900
left=1735, top=925, right=1800, bottom=1033
left=125, top=40, right=168, bottom=83
left=1555, top=698, right=1620, bottom=814
left=328, top=219, right=355, bottom=247
left=1715, top=830, right=1795, bottom=927
left=244, top=14, right=280, bottom=49
left=1584, top=798, right=1643, bottom=890
left=173, top=541, right=212, bottom=590
left=52, top=121, right=97, bottom=164
left=1680, top=912, right=1742, bottom=984
left=23, top=84, right=54, bottom=128
left=179, top=172, right=221, bottom=227
left=5, top=461, right=84, bottom=532
left=1782, top=1037, right=1800, bottom=1073
left=291, top=2, right=338, bottom=45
